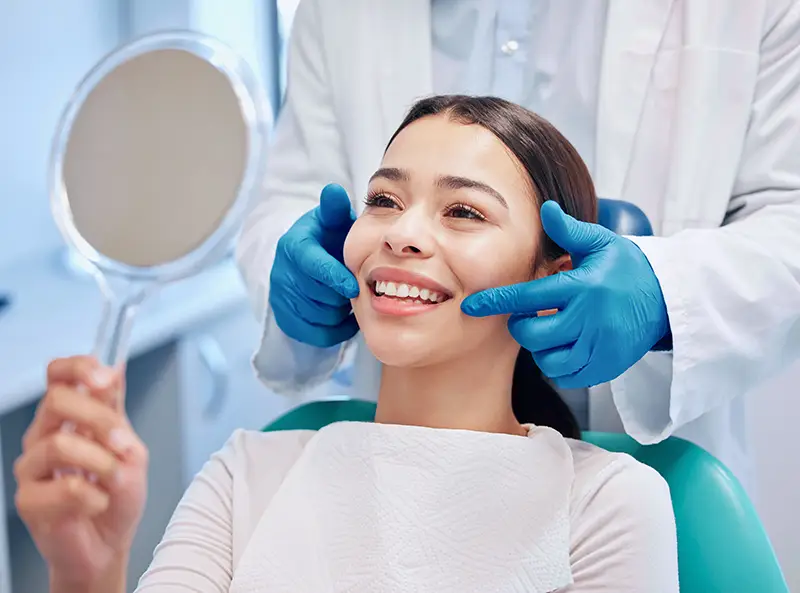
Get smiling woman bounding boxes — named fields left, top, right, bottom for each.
left=125, top=96, right=676, bottom=592
left=344, top=95, right=597, bottom=438
left=31, top=96, right=678, bottom=593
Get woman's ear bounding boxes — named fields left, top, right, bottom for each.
left=549, top=254, right=573, bottom=275
left=532, top=254, right=572, bottom=280
left=533, top=255, right=573, bottom=317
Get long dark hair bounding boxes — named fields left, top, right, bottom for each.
left=386, top=95, right=598, bottom=439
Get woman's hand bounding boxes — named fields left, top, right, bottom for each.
left=14, top=356, right=148, bottom=592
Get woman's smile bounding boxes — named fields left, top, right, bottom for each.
left=369, top=287, right=451, bottom=316
left=366, top=265, right=454, bottom=317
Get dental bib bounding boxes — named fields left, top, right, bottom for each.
left=230, top=422, right=575, bottom=593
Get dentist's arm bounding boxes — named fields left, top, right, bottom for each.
left=608, top=0, right=800, bottom=442
left=236, top=0, right=359, bottom=397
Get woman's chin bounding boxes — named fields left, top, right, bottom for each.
left=362, top=333, right=438, bottom=369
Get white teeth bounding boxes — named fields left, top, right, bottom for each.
left=374, top=280, right=445, bottom=303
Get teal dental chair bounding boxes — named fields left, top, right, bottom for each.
left=262, top=199, right=789, bottom=592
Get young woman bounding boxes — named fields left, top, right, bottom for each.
left=15, top=96, right=678, bottom=593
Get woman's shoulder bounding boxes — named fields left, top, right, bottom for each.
left=217, top=428, right=318, bottom=474
left=562, top=437, right=672, bottom=517
left=199, top=428, right=320, bottom=504
left=560, top=438, right=679, bottom=590
left=208, top=429, right=320, bottom=555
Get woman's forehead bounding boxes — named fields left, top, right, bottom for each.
left=381, top=116, right=530, bottom=194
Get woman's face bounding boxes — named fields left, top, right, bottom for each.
left=344, top=115, right=544, bottom=368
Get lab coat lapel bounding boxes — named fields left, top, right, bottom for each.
left=371, top=0, right=434, bottom=141
left=595, top=0, right=676, bottom=199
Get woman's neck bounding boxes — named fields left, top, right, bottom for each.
left=375, top=345, right=525, bottom=436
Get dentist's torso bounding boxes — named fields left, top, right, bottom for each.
left=307, top=0, right=769, bottom=488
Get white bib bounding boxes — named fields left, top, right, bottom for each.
left=231, top=422, right=574, bottom=593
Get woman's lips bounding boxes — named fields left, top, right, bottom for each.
left=369, top=291, right=447, bottom=317
left=367, top=266, right=454, bottom=299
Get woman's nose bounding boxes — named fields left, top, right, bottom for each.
left=382, top=218, right=434, bottom=258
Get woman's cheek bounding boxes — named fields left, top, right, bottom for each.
left=342, top=219, right=365, bottom=275
left=452, top=240, right=532, bottom=294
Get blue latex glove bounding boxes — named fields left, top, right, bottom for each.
left=461, top=201, right=670, bottom=389
left=269, top=183, right=360, bottom=348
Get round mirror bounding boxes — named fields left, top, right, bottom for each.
left=50, top=31, right=270, bottom=365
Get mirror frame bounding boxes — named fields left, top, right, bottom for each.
left=49, top=30, right=271, bottom=281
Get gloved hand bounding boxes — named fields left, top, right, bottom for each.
left=461, top=201, right=670, bottom=389
left=269, top=183, right=360, bottom=348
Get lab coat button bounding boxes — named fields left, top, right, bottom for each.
left=501, top=40, right=519, bottom=55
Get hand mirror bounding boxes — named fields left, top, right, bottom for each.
left=50, top=31, right=270, bottom=367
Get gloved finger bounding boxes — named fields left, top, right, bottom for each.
left=281, top=271, right=353, bottom=326
left=291, top=293, right=352, bottom=327
left=507, top=310, right=582, bottom=353
left=461, top=273, right=575, bottom=318
left=532, top=332, right=592, bottom=380
left=285, top=235, right=359, bottom=299
left=290, top=268, right=352, bottom=308
left=320, top=313, right=359, bottom=347
left=271, top=295, right=357, bottom=348
left=287, top=312, right=359, bottom=349
left=553, top=335, right=622, bottom=389
left=318, top=184, right=356, bottom=231
left=540, top=200, right=614, bottom=258
left=551, top=363, right=602, bottom=390
left=551, top=372, right=593, bottom=391
left=272, top=286, right=350, bottom=330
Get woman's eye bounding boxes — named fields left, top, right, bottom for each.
left=364, top=193, right=399, bottom=209
left=446, top=204, right=486, bottom=221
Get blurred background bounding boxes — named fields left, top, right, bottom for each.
left=0, top=1, right=322, bottom=591
left=0, top=1, right=797, bottom=591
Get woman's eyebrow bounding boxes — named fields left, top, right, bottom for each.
left=369, top=167, right=409, bottom=183
left=436, top=175, right=508, bottom=208
left=368, top=168, right=509, bottom=209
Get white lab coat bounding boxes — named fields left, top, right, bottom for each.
left=236, top=0, right=800, bottom=486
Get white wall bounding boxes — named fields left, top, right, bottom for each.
left=749, top=361, right=800, bottom=590
left=0, top=0, right=122, bottom=270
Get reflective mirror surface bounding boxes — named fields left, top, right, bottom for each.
left=63, top=48, right=247, bottom=267
left=50, top=31, right=269, bottom=365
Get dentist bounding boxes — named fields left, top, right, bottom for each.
left=236, top=0, right=800, bottom=487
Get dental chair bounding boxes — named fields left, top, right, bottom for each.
left=262, top=199, right=789, bottom=592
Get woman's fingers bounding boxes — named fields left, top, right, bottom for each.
left=23, top=385, right=129, bottom=455
left=46, top=356, right=124, bottom=409
left=15, top=475, right=110, bottom=526
left=14, top=431, right=121, bottom=489
left=47, top=356, right=116, bottom=391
